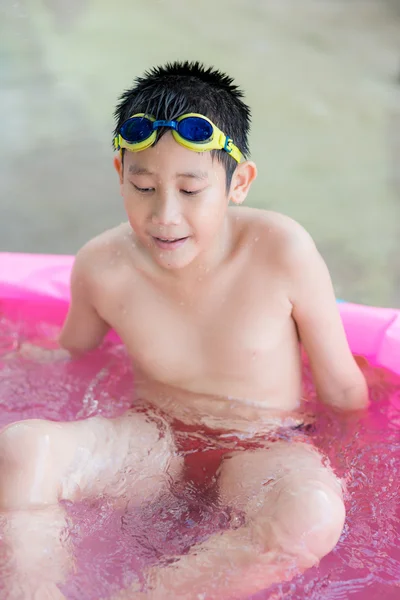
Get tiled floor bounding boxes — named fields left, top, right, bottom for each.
left=1, top=0, right=399, bottom=306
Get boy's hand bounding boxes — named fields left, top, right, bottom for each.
left=2, top=341, right=71, bottom=363
left=333, top=404, right=369, bottom=439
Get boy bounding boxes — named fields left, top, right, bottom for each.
left=0, top=62, right=368, bottom=600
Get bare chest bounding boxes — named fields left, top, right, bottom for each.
left=100, top=276, right=297, bottom=395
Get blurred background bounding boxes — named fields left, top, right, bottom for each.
left=0, top=0, right=399, bottom=306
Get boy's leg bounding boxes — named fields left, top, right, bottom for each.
left=0, top=410, right=183, bottom=599
left=0, top=408, right=183, bottom=509
left=125, top=441, right=344, bottom=600
left=217, top=441, right=345, bottom=565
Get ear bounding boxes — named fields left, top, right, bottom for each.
left=113, top=155, right=124, bottom=185
left=229, top=161, right=257, bottom=205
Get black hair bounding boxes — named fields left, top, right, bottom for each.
left=113, top=61, right=251, bottom=188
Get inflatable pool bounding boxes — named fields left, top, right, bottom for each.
left=1, top=252, right=400, bottom=372
left=0, top=252, right=399, bottom=600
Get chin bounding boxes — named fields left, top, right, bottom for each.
left=153, top=250, right=199, bottom=271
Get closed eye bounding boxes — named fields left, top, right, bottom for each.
left=180, top=189, right=204, bottom=196
left=132, top=183, right=154, bottom=193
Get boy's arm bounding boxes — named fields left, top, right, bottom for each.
left=59, top=245, right=110, bottom=356
left=286, top=228, right=369, bottom=412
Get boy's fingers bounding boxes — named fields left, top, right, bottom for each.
left=1, top=343, right=70, bottom=363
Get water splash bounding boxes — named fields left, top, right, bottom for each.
left=0, top=312, right=399, bottom=599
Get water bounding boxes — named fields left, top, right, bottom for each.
left=0, top=309, right=399, bottom=599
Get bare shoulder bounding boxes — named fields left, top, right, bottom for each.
left=232, top=207, right=318, bottom=267
left=72, top=223, right=137, bottom=284
left=76, top=222, right=134, bottom=260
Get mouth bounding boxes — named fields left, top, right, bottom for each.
left=152, top=236, right=190, bottom=250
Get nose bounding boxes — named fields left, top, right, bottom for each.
left=151, top=191, right=182, bottom=226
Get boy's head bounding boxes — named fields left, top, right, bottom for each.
left=113, top=61, right=257, bottom=270
left=114, top=61, right=251, bottom=186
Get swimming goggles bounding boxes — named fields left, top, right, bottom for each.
left=114, top=113, right=243, bottom=163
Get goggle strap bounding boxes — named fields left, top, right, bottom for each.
left=230, top=145, right=243, bottom=163
left=220, top=133, right=243, bottom=163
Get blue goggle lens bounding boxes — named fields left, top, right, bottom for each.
left=177, top=117, right=213, bottom=143
left=120, top=117, right=154, bottom=143
left=120, top=116, right=214, bottom=145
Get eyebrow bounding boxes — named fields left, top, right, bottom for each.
left=176, top=171, right=208, bottom=180
left=128, top=165, right=154, bottom=175
left=128, top=165, right=208, bottom=180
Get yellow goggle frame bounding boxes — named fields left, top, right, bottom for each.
left=113, top=113, right=243, bottom=163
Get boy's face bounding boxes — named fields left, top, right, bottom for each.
left=114, top=132, right=256, bottom=271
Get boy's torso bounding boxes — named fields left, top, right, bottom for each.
left=88, top=208, right=304, bottom=431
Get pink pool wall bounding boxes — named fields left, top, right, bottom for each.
left=1, top=252, right=400, bottom=375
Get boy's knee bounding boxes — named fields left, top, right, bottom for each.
left=0, top=420, right=58, bottom=510
left=253, top=479, right=345, bottom=563
left=301, top=481, right=345, bottom=560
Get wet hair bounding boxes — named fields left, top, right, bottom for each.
left=113, top=61, right=251, bottom=188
